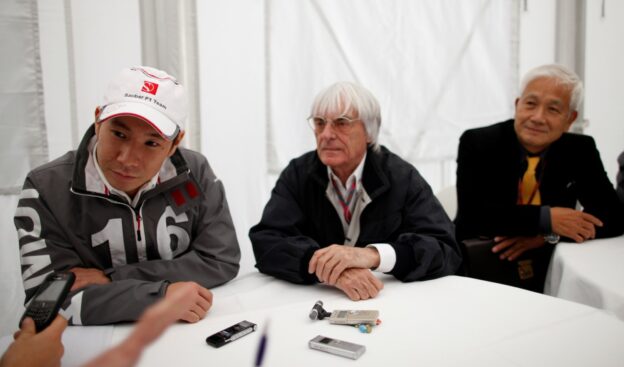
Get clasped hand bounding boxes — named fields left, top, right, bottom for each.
left=308, top=245, right=383, bottom=301
left=333, top=268, right=384, bottom=301
left=308, top=245, right=380, bottom=285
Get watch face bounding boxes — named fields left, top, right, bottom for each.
left=545, top=233, right=560, bottom=244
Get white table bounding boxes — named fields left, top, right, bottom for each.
left=7, top=273, right=619, bottom=367
left=545, top=235, right=624, bottom=321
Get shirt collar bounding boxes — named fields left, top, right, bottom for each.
left=327, top=152, right=367, bottom=193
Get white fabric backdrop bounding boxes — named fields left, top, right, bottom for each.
left=266, top=0, right=515, bottom=174
left=0, top=0, right=48, bottom=192
left=0, top=0, right=45, bottom=336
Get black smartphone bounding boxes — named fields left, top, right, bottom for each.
left=20, top=272, right=75, bottom=332
left=205, top=320, right=257, bottom=348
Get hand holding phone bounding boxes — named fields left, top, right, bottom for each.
left=20, top=272, right=75, bottom=332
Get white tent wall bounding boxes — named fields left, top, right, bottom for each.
left=0, top=0, right=54, bottom=340
left=266, top=0, right=516, bottom=193
left=584, top=0, right=624, bottom=186
left=1, top=0, right=623, bottom=337
left=196, top=0, right=267, bottom=277
left=68, top=0, right=144, bottom=146
left=38, top=0, right=74, bottom=159
left=518, top=1, right=557, bottom=77
left=38, top=0, right=143, bottom=158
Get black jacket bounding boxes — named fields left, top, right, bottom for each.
left=455, top=119, right=624, bottom=241
left=249, top=146, right=462, bottom=284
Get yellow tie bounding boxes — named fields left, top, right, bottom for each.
left=519, top=156, right=541, bottom=205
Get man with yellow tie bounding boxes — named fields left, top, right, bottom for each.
left=454, top=64, right=624, bottom=291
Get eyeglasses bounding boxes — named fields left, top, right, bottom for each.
left=307, top=116, right=360, bottom=134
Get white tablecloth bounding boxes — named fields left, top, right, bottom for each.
left=119, top=274, right=624, bottom=367
left=545, top=235, right=624, bottom=321
left=3, top=273, right=624, bottom=367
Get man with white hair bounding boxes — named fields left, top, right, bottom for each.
left=250, top=82, right=462, bottom=301
left=14, top=66, right=240, bottom=325
left=455, top=64, right=624, bottom=291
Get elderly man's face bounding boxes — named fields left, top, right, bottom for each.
left=95, top=116, right=181, bottom=197
left=514, top=76, right=577, bottom=154
left=315, top=107, right=369, bottom=179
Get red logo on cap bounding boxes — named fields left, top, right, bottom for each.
left=141, top=81, right=159, bottom=95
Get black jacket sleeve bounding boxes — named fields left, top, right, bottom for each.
left=568, top=137, right=624, bottom=238
left=387, top=169, right=462, bottom=281
left=617, top=151, right=624, bottom=204
left=249, top=162, right=320, bottom=284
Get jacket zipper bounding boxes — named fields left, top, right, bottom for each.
left=71, top=188, right=145, bottom=252
left=135, top=210, right=142, bottom=241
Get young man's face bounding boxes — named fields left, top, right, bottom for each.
left=95, top=116, right=181, bottom=197
left=514, top=76, right=577, bottom=154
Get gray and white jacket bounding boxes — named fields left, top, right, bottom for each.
left=14, top=124, right=240, bottom=325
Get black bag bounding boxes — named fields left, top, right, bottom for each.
left=461, top=238, right=554, bottom=293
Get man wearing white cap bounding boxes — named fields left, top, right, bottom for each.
left=14, top=66, right=241, bottom=325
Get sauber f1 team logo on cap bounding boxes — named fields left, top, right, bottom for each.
left=141, top=81, right=159, bottom=95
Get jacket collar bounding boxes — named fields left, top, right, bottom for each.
left=308, top=145, right=391, bottom=200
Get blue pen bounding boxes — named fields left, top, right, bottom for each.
left=254, top=320, right=269, bottom=367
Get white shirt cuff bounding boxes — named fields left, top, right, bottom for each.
left=366, top=243, right=396, bottom=273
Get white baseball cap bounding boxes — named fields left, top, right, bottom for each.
left=98, top=66, right=187, bottom=140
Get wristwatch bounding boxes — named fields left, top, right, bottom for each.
left=544, top=233, right=560, bottom=244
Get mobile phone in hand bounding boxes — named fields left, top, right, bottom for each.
left=20, top=272, right=75, bottom=332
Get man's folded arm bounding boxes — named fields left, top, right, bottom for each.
left=388, top=171, right=462, bottom=281
left=62, top=279, right=168, bottom=325
left=250, top=169, right=321, bottom=284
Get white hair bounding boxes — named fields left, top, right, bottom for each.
left=310, top=81, right=381, bottom=151
left=519, top=64, right=584, bottom=112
